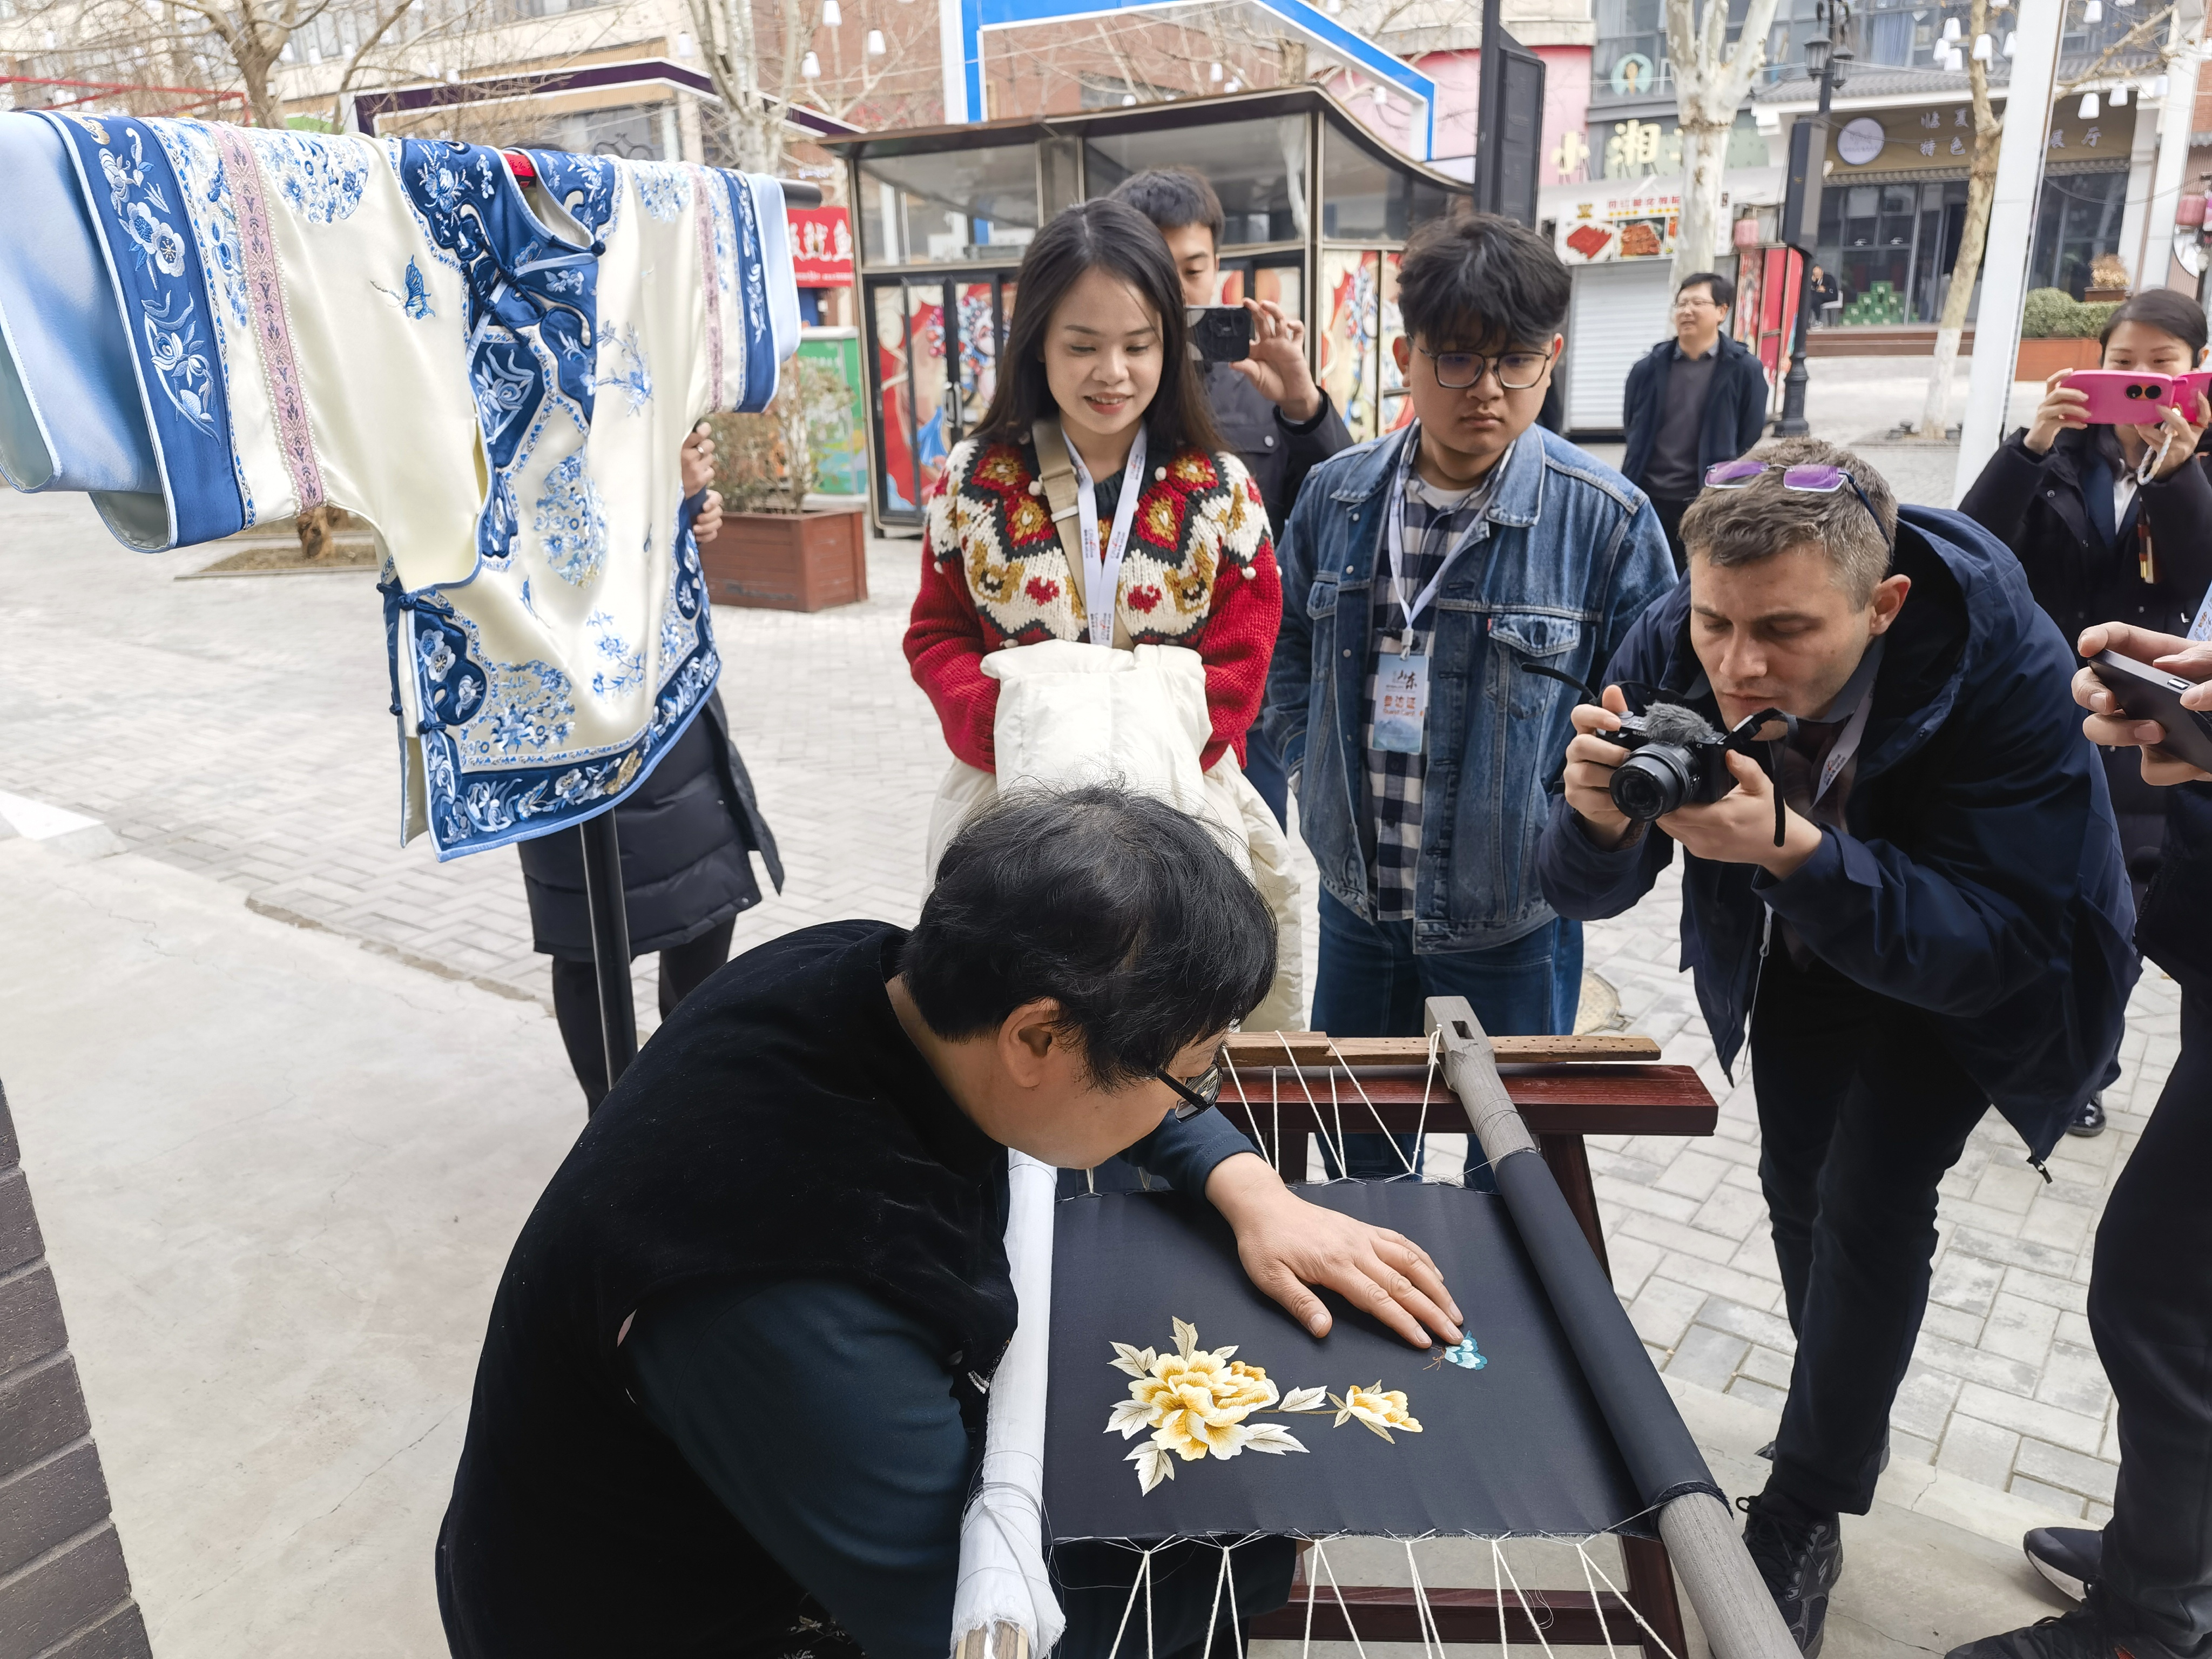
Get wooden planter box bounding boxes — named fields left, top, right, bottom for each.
left=698, top=508, right=868, bottom=612
left=2015, top=336, right=2103, bottom=380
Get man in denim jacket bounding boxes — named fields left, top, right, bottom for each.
left=1261, top=214, right=1673, bottom=1176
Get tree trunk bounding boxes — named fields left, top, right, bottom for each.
left=1675, top=114, right=1735, bottom=285
left=1918, top=0, right=2001, bottom=437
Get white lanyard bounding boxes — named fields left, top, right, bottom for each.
left=1812, top=636, right=1885, bottom=805
left=1063, top=426, right=1149, bottom=649
left=1383, top=423, right=1500, bottom=646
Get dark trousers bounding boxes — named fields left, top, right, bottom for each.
left=549, top=918, right=736, bottom=1111
left=2091, top=988, right=2212, bottom=1654
left=1650, top=494, right=1692, bottom=577
left=1751, top=949, right=1990, bottom=1516
left=1311, top=891, right=1582, bottom=1183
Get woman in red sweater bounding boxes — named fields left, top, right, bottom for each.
left=902, top=198, right=1283, bottom=779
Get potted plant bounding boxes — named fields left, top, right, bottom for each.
left=697, top=357, right=869, bottom=613
left=2016, top=287, right=2120, bottom=380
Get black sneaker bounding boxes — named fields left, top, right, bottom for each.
left=2023, top=1527, right=2101, bottom=1602
left=1738, top=1493, right=1844, bottom=1656
left=2067, top=1095, right=2108, bottom=1138
left=1945, top=1605, right=2183, bottom=1659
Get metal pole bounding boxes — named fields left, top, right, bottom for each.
left=1474, top=0, right=1506, bottom=212
left=1427, top=997, right=1799, bottom=1659
left=579, top=811, right=637, bottom=1102
left=1776, top=23, right=1842, bottom=436
left=1952, top=0, right=2068, bottom=502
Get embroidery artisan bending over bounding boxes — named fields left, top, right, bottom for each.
left=435, top=785, right=1466, bottom=1659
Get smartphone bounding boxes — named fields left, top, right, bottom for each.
left=2088, top=650, right=2212, bottom=773
left=1186, top=306, right=1253, bottom=364
left=2068, top=369, right=2212, bottom=424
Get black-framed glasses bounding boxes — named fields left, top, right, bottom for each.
left=1419, top=343, right=1555, bottom=391
left=1152, top=1062, right=1224, bottom=1121
left=1702, top=460, right=1893, bottom=550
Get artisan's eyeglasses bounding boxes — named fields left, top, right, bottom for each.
left=1702, top=460, right=1893, bottom=550
left=1420, top=343, right=1556, bottom=391
left=1152, top=1062, right=1224, bottom=1121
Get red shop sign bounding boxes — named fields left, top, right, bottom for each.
left=787, top=205, right=854, bottom=287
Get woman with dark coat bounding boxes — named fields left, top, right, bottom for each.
left=1959, top=287, right=2212, bottom=1137
left=517, top=429, right=784, bottom=1110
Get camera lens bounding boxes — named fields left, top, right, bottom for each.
left=1611, top=746, right=1697, bottom=820
left=2128, top=384, right=2146, bottom=400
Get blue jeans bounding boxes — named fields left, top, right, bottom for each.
left=1310, top=891, right=1583, bottom=1183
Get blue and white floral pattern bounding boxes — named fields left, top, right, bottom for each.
left=470, top=658, right=578, bottom=758
left=586, top=607, right=646, bottom=697
left=532, top=450, right=608, bottom=585
left=596, top=323, right=652, bottom=414
left=140, top=275, right=219, bottom=436
left=246, top=130, right=368, bottom=224
left=632, top=161, right=689, bottom=223
left=528, top=150, right=621, bottom=242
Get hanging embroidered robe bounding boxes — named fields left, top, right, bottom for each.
left=0, top=112, right=796, bottom=859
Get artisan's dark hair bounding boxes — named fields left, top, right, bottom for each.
left=1677, top=270, right=1736, bottom=311
left=1397, top=212, right=1570, bottom=352
left=903, top=785, right=1276, bottom=1088
left=1110, top=167, right=1226, bottom=245
left=2101, top=287, right=2208, bottom=359
left=1678, top=436, right=1898, bottom=605
left=975, top=199, right=1221, bottom=455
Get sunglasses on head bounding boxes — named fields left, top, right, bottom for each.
left=1701, top=461, right=1892, bottom=550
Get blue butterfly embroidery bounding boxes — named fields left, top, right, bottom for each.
left=1439, top=1337, right=1487, bottom=1371
left=374, top=257, right=435, bottom=320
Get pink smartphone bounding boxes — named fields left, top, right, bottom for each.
left=2068, top=369, right=2212, bottom=423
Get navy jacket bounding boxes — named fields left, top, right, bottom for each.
left=1535, top=507, right=2137, bottom=1161
left=1620, top=334, right=1770, bottom=496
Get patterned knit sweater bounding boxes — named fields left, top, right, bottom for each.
left=904, top=435, right=1282, bottom=773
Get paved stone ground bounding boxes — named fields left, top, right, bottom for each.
left=0, top=358, right=2153, bottom=1530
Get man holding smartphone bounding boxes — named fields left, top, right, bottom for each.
left=1944, top=621, right=2212, bottom=1659
left=1112, top=167, right=1352, bottom=824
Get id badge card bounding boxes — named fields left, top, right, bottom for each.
left=1373, top=639, right=1429, bottom=754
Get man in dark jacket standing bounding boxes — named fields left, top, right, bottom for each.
left=1621, top=272, right=1770, bottom=572
left=1537, top=440, right=2137, bottom=1654
left=1112, top=167, right=1352, bottom=824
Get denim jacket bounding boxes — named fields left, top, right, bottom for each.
left=1262, top=424, right=1674, bottom=952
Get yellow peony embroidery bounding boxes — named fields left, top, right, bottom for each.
left=1105, top=1318, right=1321, bottom=1493
left=1330, top=1382, right=1425, bottom=1442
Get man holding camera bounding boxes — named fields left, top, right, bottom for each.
left=1112, top=167, right=1351, bottom=823
left=1535, top=439, right=2138, bottom=1652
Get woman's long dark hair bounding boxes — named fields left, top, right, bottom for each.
left=974, top=198, right=1222, bottom=457
left=2100, top=286, right=2209, bottom=358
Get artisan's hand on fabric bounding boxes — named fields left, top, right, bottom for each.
left=2076, top=622, right=2212, bottom=784
left=682, top=421, right=718, bottom=498
left=1204, top=1153, right=1463, bottom=1349
left=1656, top=750, right=1823, bottom=877
left=694, top=488, right=724, bottom=545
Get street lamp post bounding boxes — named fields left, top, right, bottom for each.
left=1776, top=0, right=1850, bottom=436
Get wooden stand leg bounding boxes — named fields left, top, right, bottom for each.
left=1620, top=1535, right=1689, bottom=1659
left=1539, top=1131, right=1610, bottom=1275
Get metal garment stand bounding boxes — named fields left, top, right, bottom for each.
left=579, top=812, right=637, bottom=1102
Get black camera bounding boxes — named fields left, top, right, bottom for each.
left=1607, top=702, right=1748, bottom=821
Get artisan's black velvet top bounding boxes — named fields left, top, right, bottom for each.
left=436, top=921, right=1017, bottom=1657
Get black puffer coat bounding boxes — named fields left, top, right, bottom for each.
left=1959, top=424, right=2212, bottom=895
left=517, top=690, right=782, bottom=959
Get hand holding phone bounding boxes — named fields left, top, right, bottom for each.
left=2066, top=369, right=2212, bottom=425
left=2083, top=641, right=2212, bottom=783
left=1186, top=306, right=1253, bottom=364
